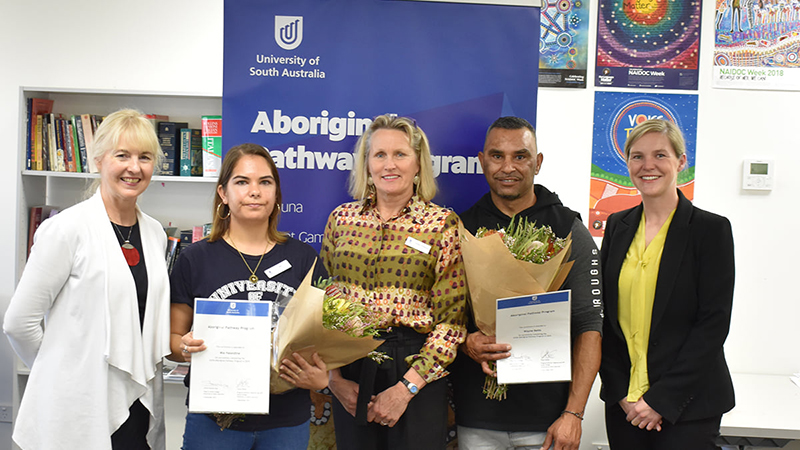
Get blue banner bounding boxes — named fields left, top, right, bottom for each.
left=224, top=0, right=540, bottom=250
left=195, top=299, right=272, bottom=316
left=497, top=290, right=570, bottom=309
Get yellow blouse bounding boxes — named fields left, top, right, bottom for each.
left=617, top=209, right=675, bottom=402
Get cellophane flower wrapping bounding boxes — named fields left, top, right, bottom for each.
left=270, top=262, right=384, bottom=394
left=460, top=216, right=574, bottom=400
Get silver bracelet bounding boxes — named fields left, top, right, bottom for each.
left=561, top=409, right=584, bottom=420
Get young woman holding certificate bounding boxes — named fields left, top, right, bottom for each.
left=169, top=143, right=327, bottom=450
left=599, top=119, right=736, bottom=449
left=321, top=115, right=468, bottom=450
left=4, top=109, right=171, bottom=450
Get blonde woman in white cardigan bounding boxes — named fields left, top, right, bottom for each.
left=3, top=109, right=171, bottom=450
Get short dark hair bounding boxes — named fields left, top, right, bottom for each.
left=486, top=116, right=536, bottom=139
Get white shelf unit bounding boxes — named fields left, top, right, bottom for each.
left=13, top=88, right=221, bottom=447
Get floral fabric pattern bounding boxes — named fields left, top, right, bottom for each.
left=321, top=196, right=468, bottom=383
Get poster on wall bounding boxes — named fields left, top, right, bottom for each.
left=223, top=0, right=540, bottom=251
left=595, top=0, right=702, bottom=90
left=588, top=91, right=698, bottom=237
left=712, top=0, right=800, bottom=90
left=539, top=0, right=590, bottom=88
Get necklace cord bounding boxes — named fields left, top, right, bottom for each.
left=228, top=236, right=271, bottom=283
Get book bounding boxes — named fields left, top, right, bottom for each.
left=180, top=229, right=193, bottom=251
left=67, top=121, right=81, bottom=173
left=41, top=115, right=50, bottom=171
left=71, top=115, right=88, bottom=172
left=81, top=114, right=98, bottom=173
left=191, top=225, right=204, bottom=243
left=48, top=114, right=64, bottom=172
left=142, top=113, right=169, bottom=132
left=91, top=115, right=103, bottom=133
left=201, top=115, right=222, bottom=177
left=27, top=98, right=54, bottom=171
left=34, top=115, right=44, bottom=171
left=27, top=205, right=59, bottom=258
left=179, top=128, right=191, bottom=176
left=164, top=227, right=182, bottom=275
left=157, top=121, right=188, bottom=176
left=57, top=117, right=70, bottom=172
left=59, top=117, right=77, bottom=172
left=179, top=128, right=202, bottom=177
left=25, top=98, right=31, bottom=170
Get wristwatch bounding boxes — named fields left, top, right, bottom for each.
left=401, top=378, right=419, bottom=395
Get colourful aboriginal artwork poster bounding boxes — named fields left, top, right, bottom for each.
left=713, top=0, right=800, bottom=90
left=589, top=91, right=698, bottom=237
left=539, top=0, right=591, bottom=88
left=595, top=0, right=702, bottom=90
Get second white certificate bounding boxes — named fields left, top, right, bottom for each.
left=496, top=290, right=571, bottom=384
left=189, top=299, right=272, bottom=414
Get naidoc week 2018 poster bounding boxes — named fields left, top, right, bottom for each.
left=223, top=0, right=540, bottom=251
left=589, top=92, right=698, bottom=237
left=713, top=0, right=800, bottom=90
left=595, top=0, right=702, bottom=90
left=539, top=0, right=591, bottom=88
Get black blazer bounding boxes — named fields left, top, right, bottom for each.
left=599, top=190, right=735, bottom=424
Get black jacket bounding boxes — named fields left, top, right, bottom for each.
left=599, top=190, right=735, bottom=424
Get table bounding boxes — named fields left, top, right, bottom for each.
left=719, top=373, right=800, bottom=447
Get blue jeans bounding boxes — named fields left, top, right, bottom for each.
left=182, top=413, right=309, bottom=450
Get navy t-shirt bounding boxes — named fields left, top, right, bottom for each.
left=170, top=236, right=327, bottom=431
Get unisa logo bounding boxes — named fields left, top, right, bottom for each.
left=275, top=16, right=303, bottom=50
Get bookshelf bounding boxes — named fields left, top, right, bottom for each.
left=14, top=87, right=222, bottom=448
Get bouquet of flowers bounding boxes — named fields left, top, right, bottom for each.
left=213, top=269, right=387, bottom=430
left=270, top=263, right=384, bottom=394
left=461, top=216, right=573, bottom=400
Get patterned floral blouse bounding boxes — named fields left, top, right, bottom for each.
left=321, top=195, right=468, bottom=383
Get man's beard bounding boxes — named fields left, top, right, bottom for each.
left=496, top=191, right=522, bottom=200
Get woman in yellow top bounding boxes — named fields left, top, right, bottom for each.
left=321, top=115, right=468, bottom=449
left=599, top=119, right=735, bottom=449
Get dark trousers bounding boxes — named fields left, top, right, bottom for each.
left=332, top=327, right=448, bottom=450
left=605, top=402, right=722, bottom=450
left=111, top=399, right=150, bottom=450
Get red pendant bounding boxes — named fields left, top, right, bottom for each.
left=121, top=244, right=140, bottom=266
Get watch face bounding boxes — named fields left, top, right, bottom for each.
left=403, top=379, right=419, bottom=394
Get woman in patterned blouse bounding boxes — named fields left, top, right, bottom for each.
left=321, top=115, right=468, bottom=449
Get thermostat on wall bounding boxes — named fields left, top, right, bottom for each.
left=742, top=159, right=774, bottom=191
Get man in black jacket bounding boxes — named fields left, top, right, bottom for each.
left=450, top=116, right=603, bottom=450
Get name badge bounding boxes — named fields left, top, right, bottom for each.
left=405, top=236, right=431, bottom=254
left=265, top=260, right=292, bottom=278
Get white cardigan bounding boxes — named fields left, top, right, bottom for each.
left=3, top=191, right=171, bottom=450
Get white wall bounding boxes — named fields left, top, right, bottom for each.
left=0, top=1, right=223, bottom=449
left=1, top=1, right=797, bottom=449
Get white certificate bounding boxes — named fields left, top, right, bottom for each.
left=189, top=299, right=272, bottom=414
left=495, top=290, right=571, bottom=384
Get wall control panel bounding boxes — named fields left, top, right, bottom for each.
left=742, top=159, right=774, bottom=191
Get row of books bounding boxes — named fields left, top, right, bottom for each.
left=25, top=98, right=100, bottom=173
left=24, top=97, right=223, bottom=178
left=165, top=224, right=212, bottom=274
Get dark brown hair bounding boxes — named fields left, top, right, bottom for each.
left=207, top=143, right=287, bottom=244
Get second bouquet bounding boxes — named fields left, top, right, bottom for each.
left=460, top=217, right=573, bottom=400
left=271, top=262, right=384, bottom=394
